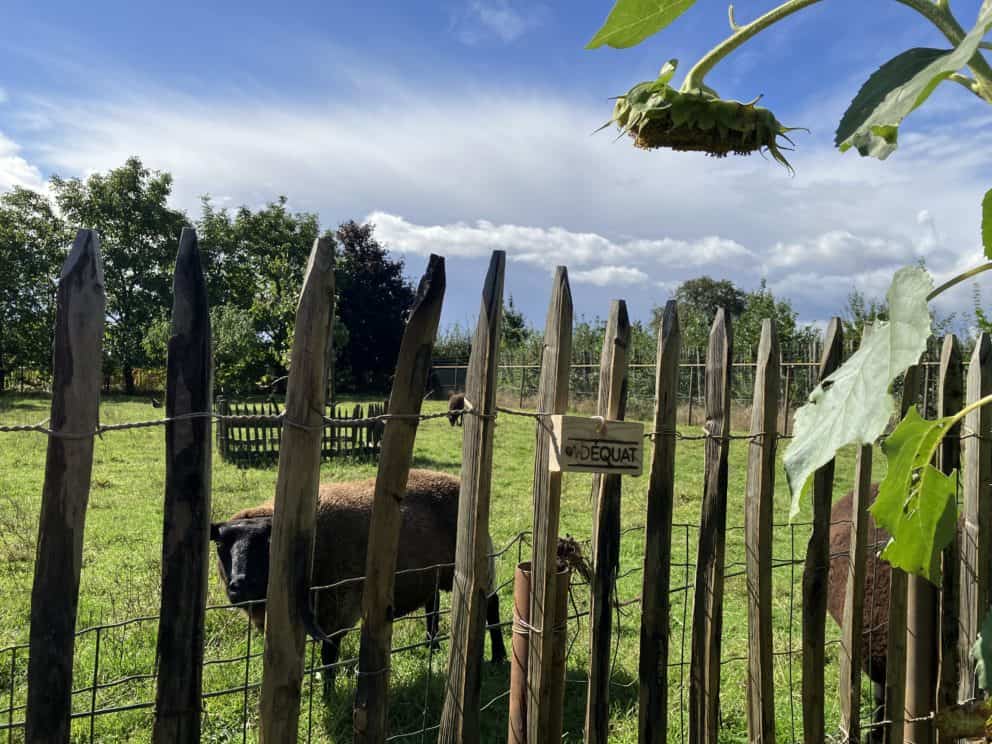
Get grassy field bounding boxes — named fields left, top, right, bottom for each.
left=0, top=393, right=877, bottom=743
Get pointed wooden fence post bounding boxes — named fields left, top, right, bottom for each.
left=801, top=317, right=843, bottom=744
left=258, top=237, right=336, bottom=744
left=153, top=228, right=213, bottom=744
left=25, top=230, right=106, bottom=744
left=638, top=300, right=679, bottom=744
left=585, top=300, right=631, bottom=744
left=882, top=365, right=920, bottom=744
left=689, top=308, right=732, bottom=744
left=526, top=267, right=573, bottom=744
left=745, top=319, right=779, bottom=744
left=959, top=333, right=992, bottom=700
left=438, top=251, right=505, bottom=744
left=938, top=336, right=963, bottom=720
left=354, top=256, right=446, bottom=744
left=838, top=326, right=875, bottom=743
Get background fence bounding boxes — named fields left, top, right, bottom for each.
left=1, top=228, right=988, bottom=743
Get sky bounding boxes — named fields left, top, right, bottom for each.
left=1, top=0, right=991, bottom=332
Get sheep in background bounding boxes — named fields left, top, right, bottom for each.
left=447, top=392, right=465, bottom=427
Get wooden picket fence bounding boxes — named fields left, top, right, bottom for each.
left=9, top=224, right=992, bottom=744
left=214, top=398, right=386, bottom=466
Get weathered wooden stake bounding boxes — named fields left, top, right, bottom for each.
left=439, top=251, right=505, bottom=744
left=585, top=300, right=631, bottom=744
left=152, top=228, right=213, bottom=744
left=937, top=336, right=963, bottom=735
left=882, top=364, right=920, bottom=744
left=25, top=230, right=106, bottom=744
left=258, top=237, right=335, bottom=743
left=801, top=317, right=843, bottom=744
left=959, top=333, right=992, bottom=700
left=744, top=319, right=779, bottom=744
left=526, top=267, right=572, bottom=744
left=638, top=300, right=679, bottom=744
left=354, top=256, right=446, bottom=743
left=508, top=563, right=531, bottom=744
left=688, top=309, right=732, bottom=744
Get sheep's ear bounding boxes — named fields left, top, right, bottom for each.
left=209, top=523, right=223, bottom=542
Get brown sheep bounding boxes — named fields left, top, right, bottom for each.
left=447, top=392, right=465, bottom=426
left=210, top=469, right=507, bottom=696
left=827, top=484, right=890, bottom=740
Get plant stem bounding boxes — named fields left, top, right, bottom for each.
left=682, top=0, right=823, bottom=91
left=927, top=262, right=992, bottom=302
left=682, top=0, right=992, bottom=102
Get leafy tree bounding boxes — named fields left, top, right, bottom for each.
left=0, top=187, right=68, bottom=389
left=51, top=157, right=188, bottom=394
left=334, top=220, right=416, bottom=392
left=196, top=195, right=323, bottom=388
left=735, top=279, right=808, bottom=357
left=502, top=295, right=531, bottom=349
left=652, top=276, right=747, bottom=349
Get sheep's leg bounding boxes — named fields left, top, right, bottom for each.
left=320, top=637, right=341, bottom=699
left=425, top=591, right=442, bottom=650
left=487, top=592, right=507, bottom=663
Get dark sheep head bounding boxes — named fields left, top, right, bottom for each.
left=447, top=393, right=465, bottom=427
left=210, top=516, right=272, bottom=606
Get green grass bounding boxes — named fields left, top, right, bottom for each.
left=0, top=393, right=877, bottom=743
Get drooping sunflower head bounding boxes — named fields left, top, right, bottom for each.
left=602, top=62, right=802, bottom=172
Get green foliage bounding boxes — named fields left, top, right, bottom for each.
left=586, top=0, right=695, bottom=49
left=784, top=266, right=932, bottom=517
left=52, top=157, right=188, bottom=394
left=334, top=220, right=416, bottom=392
left=502, top=295, right=531, bottom=348
left=983, top=188, right=992, bottom=259
left=842, top=288, right=889, bottom=339
left=837, top=6, right=992, bottom=158
left=971, top=606, right=992, bottom=692
left=870, top=407, right=957, bottom=582
left=197, top=195, right=322, bottom=386
left=0, top=187, right=68, bottom=389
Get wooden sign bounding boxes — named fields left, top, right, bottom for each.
left=548, top=415, right=644, bottom=476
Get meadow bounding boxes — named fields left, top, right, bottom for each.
left=0, top=393, right=876, bottom=743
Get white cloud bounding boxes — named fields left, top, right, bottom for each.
left=6, top=77, right=989, bottom=325
left=0, top=132, right=44, bottom=192
left=571, top=266, right=648, bottom=286
left=454, top=1, right=546, bottom=44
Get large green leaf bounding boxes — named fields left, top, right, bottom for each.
left=835, top=5, right=992, bottom=158
left=983, top=188, right=992, bottom=259
left=586, top=0, right=695, bottom=49
left=870, top=407, right=957, bottom=583
left=784, top=266, right=932, bottom=517
left=972, top=606, right=992, bottom=692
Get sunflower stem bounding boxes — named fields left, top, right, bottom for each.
left=927, top=262, right=992, bottom=302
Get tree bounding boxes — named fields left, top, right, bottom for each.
left=0, top=187, right=67, bottom=390
left=654, top=276, right=747, bottom=349
left=735, top=279, right=807, bottom=357
left=502, top=295, right=532, bottom=349
left=197, top=195, right=323, bottom=389
left=334, top=220, right=416, bottom=392
left=52, top=158, right=188, bottom=394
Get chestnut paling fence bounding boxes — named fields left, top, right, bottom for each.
left=0, top=226, right=989, bottom=743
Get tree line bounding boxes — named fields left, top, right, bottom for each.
left=2, top=156, right=971, bottom=397
left=0, top=157, right=416, bottom=395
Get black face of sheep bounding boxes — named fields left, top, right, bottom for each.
left=210, top=517, right=272, bottom=605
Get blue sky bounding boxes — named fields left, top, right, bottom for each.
left=2, top=0, right=990, bottom=331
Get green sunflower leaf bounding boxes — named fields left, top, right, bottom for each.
left=870, top=407, right=957, bottom=583
left=983, top=188, right=992, bottom=259
left=586, top=0, right=696, bottom=49
left=835, top=4, right=992, bottom=159
left=784, top=266, right=932, bottom=517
